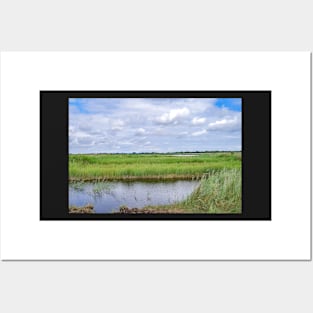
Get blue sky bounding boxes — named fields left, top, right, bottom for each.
left=69, top=98, right=242, bottom=153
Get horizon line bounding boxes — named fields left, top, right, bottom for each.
left=69, top=150, right=242, bottom=155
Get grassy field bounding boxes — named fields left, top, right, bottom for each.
left=69, top=152, right=241, bottom=181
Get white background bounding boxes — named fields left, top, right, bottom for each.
left=0, top=1, right=312, bottom=312
left=1, top=51, right=310, bottom=260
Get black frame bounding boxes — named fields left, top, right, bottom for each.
left=40, top=91, right=271, bottom=220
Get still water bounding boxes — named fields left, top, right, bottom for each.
left=69, top=180, right=199, bottom=213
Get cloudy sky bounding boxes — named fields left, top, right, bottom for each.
left=69, top=98, right=242, bottom=154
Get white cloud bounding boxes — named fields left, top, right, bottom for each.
left=135, top=128, right=146, bottom=136
left=111, top=119, right=124, bottom=131
left=192, top=129, right=207, bottom=136
left=191, top=117, right=206, bottom=125
left=207, top=116, right=241, bottom=131
left=156, top=107, right=190, bottom=124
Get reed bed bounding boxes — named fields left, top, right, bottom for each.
left=143, top=168, right=241, bottom=214
left=181, top=168, right=241, bottom=213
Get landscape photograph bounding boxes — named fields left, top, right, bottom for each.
left=68, top=97, right=242, bottom=214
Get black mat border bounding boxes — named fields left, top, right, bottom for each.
left=40, top=91, right=271, bottom=220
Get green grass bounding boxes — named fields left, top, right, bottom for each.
left=144, top=168, right=241, bottom=214
left=69, top=152, right=241, bottom=181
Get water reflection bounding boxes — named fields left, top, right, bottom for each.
left=69, top=180, right=199, bottom=213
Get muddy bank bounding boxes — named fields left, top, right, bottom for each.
left=118, top=206, right=186, bottom=214
left=69, top=204, right=95, bottom=214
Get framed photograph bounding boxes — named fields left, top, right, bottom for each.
left=40, top=91, right=271, bottom=220
left=1, top=52, right=310, bottom=260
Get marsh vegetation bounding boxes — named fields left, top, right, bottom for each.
left=69, top=152, right=241, bottom=214
left=143, top=168, right=241, bottom=213
left=69, top=152, right=241, bottom=181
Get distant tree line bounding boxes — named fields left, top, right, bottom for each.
left=69, top=150, right=241, bottom=155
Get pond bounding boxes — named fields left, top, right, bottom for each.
left=69, top=180, right=200, bottom=213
